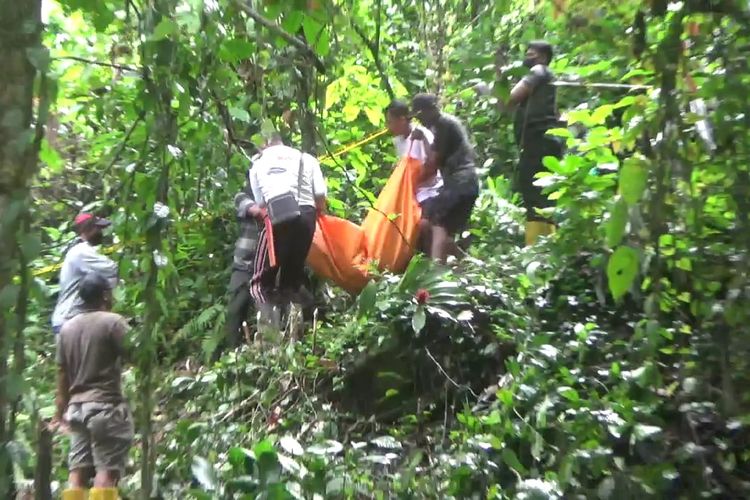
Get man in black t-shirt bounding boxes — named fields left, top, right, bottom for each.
left=497, top=40, right=564, bottom=245
left=411, top=93, right=479, bottom=262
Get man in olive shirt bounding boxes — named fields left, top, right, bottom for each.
left=497, top=40, right=564, bottom=245
left=54, top=273, right=132, bottom=499
left=411, top=93, right=479, bottom=262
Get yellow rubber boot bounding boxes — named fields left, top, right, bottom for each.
left=62, top=488, right=86, bottom=500
left=89, top=487, right=119, bottom=500
left=525, top=221, right=556, bottom=246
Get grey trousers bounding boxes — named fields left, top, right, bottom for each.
left=225, top=270, right=252, bottom=348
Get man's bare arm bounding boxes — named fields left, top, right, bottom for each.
left=410, top=128, right=439, bottom=182
left=497, top=80, right=531, bottom=113
left=54, top=367, right=69, bottom=423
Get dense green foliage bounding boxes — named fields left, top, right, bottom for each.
left=1, top=0, right=750, bottom=498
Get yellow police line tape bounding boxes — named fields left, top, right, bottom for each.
left=31, top=127, right=390, bottom=279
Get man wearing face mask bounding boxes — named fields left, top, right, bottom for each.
left=496, top=40, right=564, bottom=246
left=52, top=213, right=119, bottom=335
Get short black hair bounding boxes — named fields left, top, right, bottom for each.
left=528, top=40, right=554, bottom=64
left=79, top=272, right=112, bottom=307
left=411, top=93, right=439, bottom=113
left=385, top=99, right=410, bottom=118
left=266, top=132, right=283, bottom=144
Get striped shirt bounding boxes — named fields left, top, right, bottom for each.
left=232, top=179, right=260, bottom=273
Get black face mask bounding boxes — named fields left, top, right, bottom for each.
left=88, top=231, right=104, bottom=246
left=522, top=57, right=537, bottom=68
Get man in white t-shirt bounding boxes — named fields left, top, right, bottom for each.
left=249, top=133, right=326, bottom=306
left=52, top=213, right=118, bottom=335
left=385, top=99, right=443, bottom=253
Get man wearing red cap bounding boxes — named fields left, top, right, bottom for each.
left=51, top=214, right=118, bottom=334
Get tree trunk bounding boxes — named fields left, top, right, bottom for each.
left=138, top=1, right=178, bottom=497
left=0, top=0, right=43, bottom=497
left=33, top=421, right=52, bottom=500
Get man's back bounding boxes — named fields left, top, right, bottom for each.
left=432, top=113, right=477, bottom=187
left=57, top=311, right=128, bottom=404
left=250, top=144, right=326, bottom=208
left=52, top=241, right=118, bottom=328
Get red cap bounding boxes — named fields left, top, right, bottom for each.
left=74, top=213, right=111, bottom=230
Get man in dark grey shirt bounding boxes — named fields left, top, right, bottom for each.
left=53, top=273, right=132, bottom=498
left=411, top=93, right=479, bottom=262
left=497, top=40, right=564, bottom=245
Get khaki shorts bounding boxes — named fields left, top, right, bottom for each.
left=66, top=402, right=134, bottom=473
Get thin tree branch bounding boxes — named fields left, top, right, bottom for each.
left=54, top=56, right=141, bottom=73
left=425, top=347, right=479, bottom=399
left=127, top=0, right=141, bottom=19
left=210, top=90, right=257, bottom=154
left=375, top=0, right=382, bottom=55
left=234, top=0, right=326, bottom=74
left=103, top=113, right=144, bottom=177
left=351, top=22, right=395, bottom=100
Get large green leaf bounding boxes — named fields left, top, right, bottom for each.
left=282, top=11, right=305, bottom=34
left=229, top=106, right=251, bottom=123
left=358, top=280, right=377, bottom=318
left=302, top=16, right=323, bottom=48
left=618, top=155, right=649, bottom=204
left=607, top=246, right=639, bottom=300
left=220, top=39, right=254, bottom=63
left=412, top=305, right=426, bottom=333
left=315, top=28, right=330, bottom=57
left=151, top=18, right=178, bottom=41
left=501, top=447, right=528, bottom=475
left=254, top=439, right=281, bottom=486
left=605, top=196, right=628, bottom=248
left=39, top=139, right=63, bottom=173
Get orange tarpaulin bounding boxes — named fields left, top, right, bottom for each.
left=307, top=155, right=423, bottom=294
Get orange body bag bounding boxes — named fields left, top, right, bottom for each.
left=306, top=156, right=423, bottom=294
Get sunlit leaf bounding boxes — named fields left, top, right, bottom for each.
left=191, top=456, right=217, bottom=490
left=228, top=447, right=254, bottom=469
left=501, top=447, right=528, bottom=475
left=606, top=196, right=628, bottom=248
left=281, top=11, right=305, bottom=34
left=357, top=280, right=377, bottom=318
left=607, top=246, right=639, bottom=300
left=220, top=38, right=254, bottom=63
left=412, top=305, right=426, bottom=333
left=370, top=435, right=402, bottom=450
left=619, top=155, right=649, bottom=204
left=315, top=28, right=330, bottom=57
left=279, top=436, right=304, bottom=456
left=152, top=19, right=178, bottom=41
left=39, top=139, right=63, bottom=173
left=307, top=439, right=344, bottom=456
left=229, top=106, right=251, bottom=123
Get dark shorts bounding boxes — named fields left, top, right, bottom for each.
left=427, top=181, right=479, bottom=235
left=518, top=134, right=564, bottom=221
left=419, top=196, right=439, bottom=221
